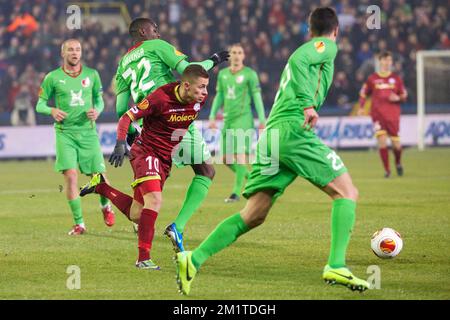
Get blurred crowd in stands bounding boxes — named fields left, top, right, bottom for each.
left=0, top=0, right=449, bottom=125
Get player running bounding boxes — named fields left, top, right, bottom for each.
left=209, top=43, right=266, bottom=203
left=80, top=65, right=209, bottom=269
left=35, top=39, right=115, bottom=235
left=114, top=18, right=229, bottom=252
left=358, top=51, right=407, bottom=178
left=175, top=7, right=370, bottom=295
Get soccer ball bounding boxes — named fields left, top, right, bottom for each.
left=371, top=227, right=403, bottom=258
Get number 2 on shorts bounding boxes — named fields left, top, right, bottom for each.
left=327, top=151, right=344, bottom=171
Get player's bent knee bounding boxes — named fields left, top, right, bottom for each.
left=338, top=185, right=358, bottom=201
left=192, top=163, right=215, bottom=180
left=130, top=201, right=143, bottom=222
left=347, top=185, right=359, bottom=201
left=142, top=192, right=162, bottom=212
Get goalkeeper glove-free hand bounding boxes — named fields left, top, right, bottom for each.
left=209, top=50, right=230, bottom=67
left=109, top=140, right=128, bottom=168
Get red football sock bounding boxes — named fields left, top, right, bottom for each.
left=393, top=148, right=402, bottom=166
left=138, top=209, right=158, bottom=262
left=379, top=147, right=390, bottom=172
left=95, top=183, right=132, bottom=220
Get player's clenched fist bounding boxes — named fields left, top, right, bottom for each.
left=303, top=107, right=319, bottom=131
left=109, top=140, right=128, bottom=167
left=209, top=50, right=230, bottom=67
left=50, top=108, right=67, bottom=122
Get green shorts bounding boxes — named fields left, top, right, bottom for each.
left=172, top=123, right=212, bottom=167
left=243, top=121, right=348, bottom=202
left=55, top=129, right=106, bottom=175
left=220, top=118, right=254, bottom=155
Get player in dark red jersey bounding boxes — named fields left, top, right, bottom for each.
left=358, top=51, right=407, bottom=178
left=79, top=65, right=209, bottom=269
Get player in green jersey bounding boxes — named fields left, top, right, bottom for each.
left=36, top=39, right=115, bottom=235
left=114, top=18, right=229, bottom=253
left=209, top=43, right=266, bottom=203
left=176, top=8, right=370, bottom=295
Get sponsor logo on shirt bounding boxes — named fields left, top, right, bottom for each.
left=59, top=79, right=66, bottom=84
left=168, top=113, right=198, bottom=122
left=375, top=83, right=395, bottom=90
left=314, top=41, right=326, bottom=53
left=70, top=90, right=85, bottom=106
left=226, top=85, right=236, bottom=99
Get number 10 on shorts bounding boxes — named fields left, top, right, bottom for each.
left=327, top=151, right=344, bottom=171
left=146, top=156, right=160, bottom=173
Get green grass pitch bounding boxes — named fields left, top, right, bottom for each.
left=0, top=148, right=449, bottom=300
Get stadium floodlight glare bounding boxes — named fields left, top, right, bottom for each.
left=416, top=50, right=450, bottom=151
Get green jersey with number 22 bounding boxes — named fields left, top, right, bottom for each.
left=115, top=39, right=187, bottom=103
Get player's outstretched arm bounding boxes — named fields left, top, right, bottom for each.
left=175, top=50, right=229, bottom=74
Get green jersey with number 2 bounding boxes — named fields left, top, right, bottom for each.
left=115, top=39, right=187, bottom=103
left=267, top=37, right=338, bottom=127
left=243, top=37, right=346, bottom=201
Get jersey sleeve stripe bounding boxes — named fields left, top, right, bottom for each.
left=126, top=110, right=135, bottom=121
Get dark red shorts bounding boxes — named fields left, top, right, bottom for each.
left=371, top=113, right=400, bottom=137
left=129, top=144, right=171, bottom=196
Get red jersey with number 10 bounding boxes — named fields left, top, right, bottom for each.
left=360, top=72, right=406, bottom=119
left=126, top=82, right=206, bottom=166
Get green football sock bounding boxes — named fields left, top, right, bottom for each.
left=191, top=212, right=250, bottom=269
left=232, top=164, right=248, bottom=195
left=174, top=175, right=212, bottom=233
left=328, top=198, right=356, bottom=268
left=99, top=195, right=109, bottom=207
left=68, top=197, right=84, bottom=225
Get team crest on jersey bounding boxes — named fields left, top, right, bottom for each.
left=389, top=78, right=396, bottom=84
left=81, top=77, right=90, bottom=87
left=314, top=41, right=326, bottom=53
left=138, top=98, right=149, bottom=110
left=193, top=103, right=201, bottom=112
left=236, top=75, right=245, bottom=84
